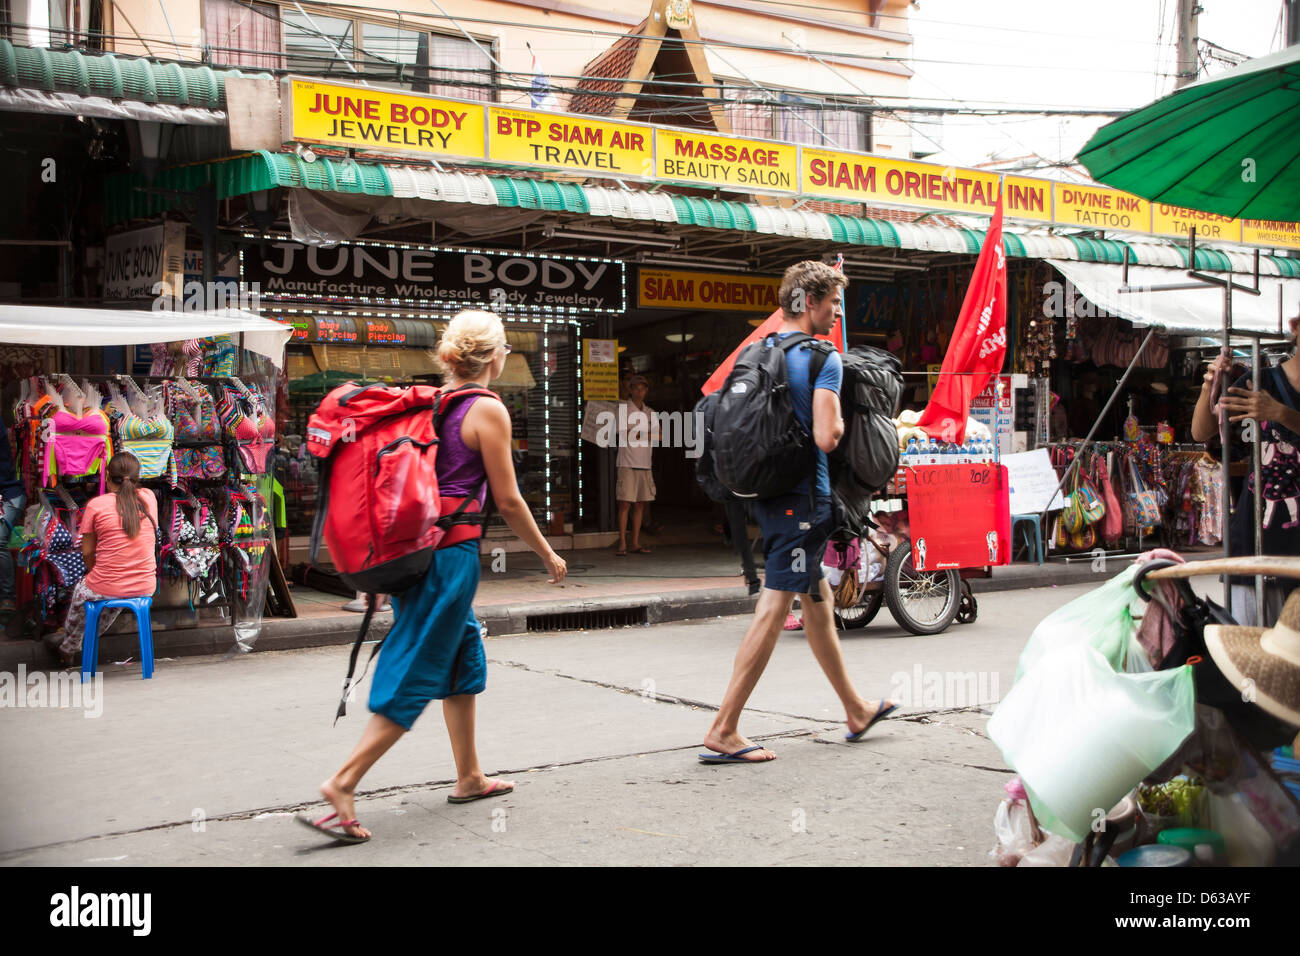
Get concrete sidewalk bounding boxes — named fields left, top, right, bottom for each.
left=0, top=585, right=1083, bottom=865
left=0, top=536, right=1185, bottom=671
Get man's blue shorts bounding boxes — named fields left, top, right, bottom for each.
left=755, top=494, right=835, bottom=594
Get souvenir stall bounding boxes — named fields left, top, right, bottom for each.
left=0, top=306, right=292, bottom=655
left=987, top=555, right=1300, bottom=868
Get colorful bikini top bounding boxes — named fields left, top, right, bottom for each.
left=163, top=495, right=221, bottom=580
left=218, top=385, right=275, bottom=474
left=113, top=408, right=177, bottom=485
left=42, top=408, right=112, bottom=494
left=168, top=381, right=223, bottom=445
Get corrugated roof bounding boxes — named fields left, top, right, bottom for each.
left=103, top=152, right=1300, bottom=276
left=0, top=40, right=267, bottom=108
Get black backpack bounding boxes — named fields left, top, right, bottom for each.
left=711, top=332, right=833, bottom=499
left=830, top=345, right=904, bottom=496
left=692, top=389, right=732, bottom=503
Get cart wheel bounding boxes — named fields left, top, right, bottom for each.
left=883, top=540, right=961, bottom=635
left=955, top=580, right=978, bottom=624
left=835, top=590, right=883, bottom=630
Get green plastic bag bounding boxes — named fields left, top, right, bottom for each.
left=1015, top=564, right=1141, bottom=682
left=989, top=643, right=1196, bottom=842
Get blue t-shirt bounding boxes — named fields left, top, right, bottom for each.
left=775, top=332, right=842, bottom=497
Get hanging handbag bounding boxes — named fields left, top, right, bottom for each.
left=1096, top=455, right=1124, bottom=545
left=1127, top=457, right=1161, bottom=527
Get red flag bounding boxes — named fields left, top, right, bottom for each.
left=701, top=264, right=846, bottom=397
left=916, top=192, right=1007, bottom=443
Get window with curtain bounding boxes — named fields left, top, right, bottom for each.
left=360, top=22, right=431, bottom=92
left=425, top=32, right=495, bottom=101
left=204, top=0, right=281, bottom=70
left=282, top=9, right=356, bottom=77
left=723, top=84, right=870, bottom=152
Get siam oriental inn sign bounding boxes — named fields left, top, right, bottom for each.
left=276, top=77, right=1300, bottom=250
left=241, top=238, right=626, bottom=314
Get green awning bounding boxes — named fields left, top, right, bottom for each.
left=0, top=38, right=267, bottom=108
left=103, top=151, right=1300, bottom=275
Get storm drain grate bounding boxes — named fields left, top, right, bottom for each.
left=526, top=606, right=649, bottom=632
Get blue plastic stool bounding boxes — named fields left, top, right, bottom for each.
left=80, top=596, right=154, bottom=682
left=1010, top=514, right=1045, bottom=566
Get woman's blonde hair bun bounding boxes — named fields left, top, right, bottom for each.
left=437, top=309, right=507, bottom=379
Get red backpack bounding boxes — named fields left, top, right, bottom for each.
left=306, top=381, right=498, bottom=719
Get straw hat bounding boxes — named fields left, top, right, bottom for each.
left=1204, top=589, right=1300, bottom=727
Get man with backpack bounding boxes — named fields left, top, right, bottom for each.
left=700, top=261, right=898, bottom=764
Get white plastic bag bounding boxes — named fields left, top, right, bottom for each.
left=1016, top=834, right=1075, bottom=867
left=1208, top=791, right=1276, bottom=867
left=1015, top=564, right=1140, bottom=682
left=989, top=643, right=1196, bottom=843
left=990, top=798, right=1040, bottom=866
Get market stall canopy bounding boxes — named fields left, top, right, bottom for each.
left=0, top=305, right=292, bottom=368
left=1048, top=261, right=1300, bottom=335
left=1077, top=46, right=1300, bottom=220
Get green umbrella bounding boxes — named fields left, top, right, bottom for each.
left=1077, top=46, right=1300, bottom=221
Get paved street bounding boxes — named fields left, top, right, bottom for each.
left=0, top=582, right=1100, bottom=867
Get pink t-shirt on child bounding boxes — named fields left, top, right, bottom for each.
left=79, top=490, right=158, bottom=597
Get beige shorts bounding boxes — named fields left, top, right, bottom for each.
left=616, top=467, right=656, bottom=502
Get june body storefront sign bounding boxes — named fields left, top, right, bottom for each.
left=244, top=239, right=625, bottom=314
left=283, top=78, right=486, bottom=160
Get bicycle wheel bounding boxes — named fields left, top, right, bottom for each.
left=835, top=589, right=883, bottom=629
left=883, top=540, right=960, bottom=635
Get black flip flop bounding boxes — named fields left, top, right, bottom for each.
left=447, top=780, right=514, bottom=804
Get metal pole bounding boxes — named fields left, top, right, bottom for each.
left=1038, top=326, right=1157, bottom=528
left=1220, top=283, right=1231, bottom=607
left=1175, top=0, right=1200, bottom=89
left=1251, top=335, right=1263, bottom=613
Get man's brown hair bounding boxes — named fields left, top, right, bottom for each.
left=778, top=260, right=847, bottom=317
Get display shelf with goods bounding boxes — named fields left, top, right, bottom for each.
left=6, top=347, right=280, bottom=651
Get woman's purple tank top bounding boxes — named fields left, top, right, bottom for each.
left=437, top=395, right=489, bottom=504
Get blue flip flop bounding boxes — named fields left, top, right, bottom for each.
left=698, top=745, right=773, bottom=764
left=845, top=702, right=899, bottom=741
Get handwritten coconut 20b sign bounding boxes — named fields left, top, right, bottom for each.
left=281, top=78, right=1300, bottom=249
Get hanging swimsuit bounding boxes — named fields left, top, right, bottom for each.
left=169, top=382, right=226, bottom=479
left=150, top=343, right=175, bottom=377
left=162, top=495, right=221, bottom=581
left=114, top=408, right=177, bottom=484
left=203, top=336, right=237, bottom=377
left=222, top=487, right=270, bottom=600
left=218, top=386, right=275, bottom=474
left=42, top=409, right=112, bottom=494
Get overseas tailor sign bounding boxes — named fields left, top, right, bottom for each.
left=284, top=78, right=485, bottom=160
left=243, top=239, right=625, bottom=314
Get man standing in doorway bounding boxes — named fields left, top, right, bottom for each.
left=701, top=260, right=897, bottom=763
left=616, top=374, right=658, bottom=555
